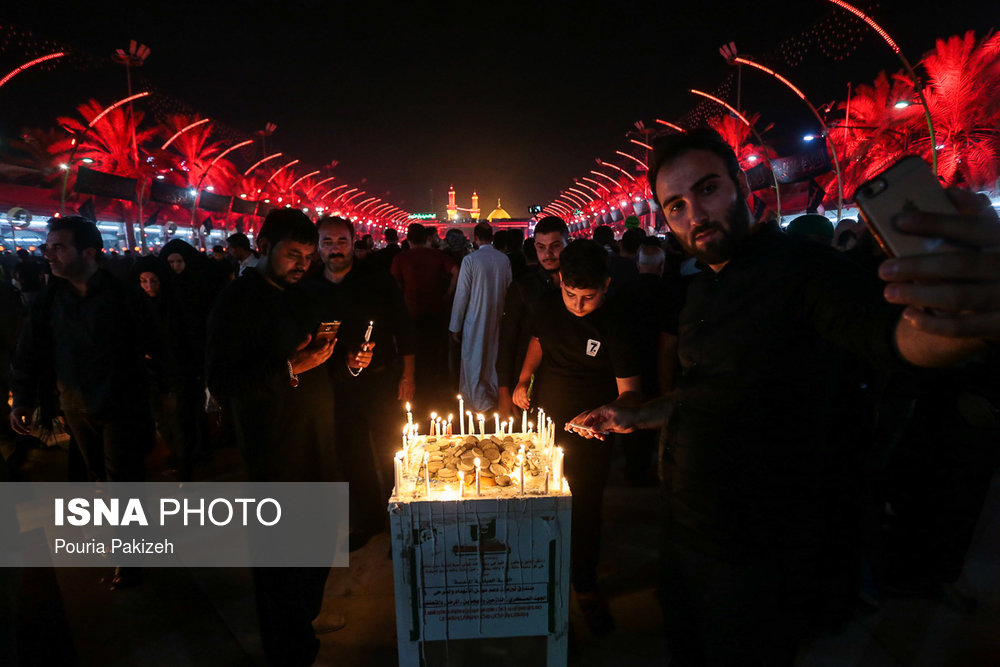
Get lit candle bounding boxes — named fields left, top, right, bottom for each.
left=554, top=446, right=564, bottom=487
left=517, top=452, right=525, bottom=494
left=474, top=457, right=481, bottom=496
left=406, top=402, right=413, bottom=426
left=447, top=414, right=453, bottom=436
left=538, top=408, right=545, bottom=432
left=458, top=470, right=465, bottom=497
left=544, top=470, right=550, bottom=494
left=562, top=477, right=569, bottom=494
left=521, top=409, right=527, bottom=434
left=494, top=413, right=500, bottom=435
left=435, top=417, right=442, bottom=436
left=508, top=417, right=514, bottom=436
left=402, top=426, right=408, bottom=452
left=478, top=414, right=485, bottom=439
left=394, top=451, right=404, bottom=495
left=424, top=451, right=431, bottom=497
left=364, top=320, right=374, bottom=343
left=528, top=421, right=533, bottom=434
left=430, top=413, right=437, bottom=437
left=467, top=411, right=473, bottom=437
left=458, top=395, right=465, bottom=434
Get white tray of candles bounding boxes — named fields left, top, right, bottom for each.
left=392, top=395, right=567, bottom=502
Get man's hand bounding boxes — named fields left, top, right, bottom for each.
left=451, top=330, right=462, bottom=343
left=348, top=342, right=376, bottom=370
left=880, top=188, right=1000, bottom=339
left=9, top=406, right=33, bottom=436
left=289, top=333, right=336, bottom=374
left=566, top=404, right=638, bottom=440
left=512, top=381, right=531, bottom=410
left=497, top=387, right=514, bottom=417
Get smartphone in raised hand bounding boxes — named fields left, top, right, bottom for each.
left=854, top=155, right=963, bottom=258
left=315, top=321, right=340, bottom=343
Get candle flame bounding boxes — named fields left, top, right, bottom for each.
left=474, top=457, right=481, bottom=467
left=406, top=402, right=411, bottom=411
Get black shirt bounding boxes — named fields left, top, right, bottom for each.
left=307, top=264, right=415, bottom=380
left=666, top=229, right=905, bottom=558
left=11, top=269, right=154, bottom=418
left=205, top=268, right=337, bottom=481
left=496, top=265, right=559, bottom=390
left=531, top=292, right=641, bottom=421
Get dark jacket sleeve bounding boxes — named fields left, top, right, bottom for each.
left=496, top=281, right=528, bottom=389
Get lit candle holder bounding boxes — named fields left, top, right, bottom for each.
left=424, top=451, right=431, bottom=497
left=494, top=413, right=500, bottom=435
left=458, top=470, right=465, bottom=497
left=467, top=411, right=474, bottom=437
left=406, top=402, right=413, bottom=426
left=474, top=457, right=481, bottom=496
left=447, top=414, right=453, bottom=436
left=457, top=395, right=465, bottom=434
left=477, top=414, right=485, bottom=439
left=394, top=451, right=404, bottom=495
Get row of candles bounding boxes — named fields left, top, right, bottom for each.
left=403, top=397, right=558, bottom=444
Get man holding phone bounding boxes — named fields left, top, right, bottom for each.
left=571, top=128, right=1000, bottom=665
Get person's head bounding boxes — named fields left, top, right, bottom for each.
left=592, top=225, right=615, bottom=250
left=384, top=228, right=398, bottom=245
left=445, top=228, right=467, bottom=252
left=406, top=222, right=428, bottom=246
left=45, top=216, right=102, bottom=281
left=473, top=221, right=493, bottom=246
left=558, top=239, right=610, bottom=317
left=508, top=229, right=524, bottom=250
left=833, top=218, right=860, bottom=252
left=132, top=256, right=168, bottom=299
left=638, top=244, right=666, bottom=276
left=786, top=213, right=834, bottom=246
left=227, top=232, right=253, bottom=261
left=647, top=127, right=753, bottom=269
left=316, top=216, right=355, bottom=277
left=353, top=240, right=371, bottom=261
left=256, top=208, right=318, bottom=286
left=532, top=216, right=568, bottom=273
left=425, top=225, right=440, bottom=246
left=166, top=253, right=186, bottom=274
left=493, top=229, right=509, bottom=252
left=362, top=234, right=374, bottom=249
left=620, top=228, right=646, bottom=257
left=212, top=245, right=226, bottom=260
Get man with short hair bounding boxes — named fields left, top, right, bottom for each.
left=496, top=216, right=568, bottom=416
left=449, top=221, right=511, bottom=412
left=206, top=209, right=346, bottom=666
left=226, top=232, right=259, bottom=276
left=391, top=222, right=458, bottom=406
left=371, top=227, right=401, bottom=272
left=312, top=216, right=415, bottom=547
left=10, top=216, right=157, bottom=589
left=577, top=127, right=1000, bottom=664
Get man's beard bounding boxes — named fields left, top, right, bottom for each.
left=681, top=200, right=752, bottom=266
left=324, top=253, right=353, bottom=275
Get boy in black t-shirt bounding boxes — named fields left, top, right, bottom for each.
left=513, top=239, right=641, bottom=635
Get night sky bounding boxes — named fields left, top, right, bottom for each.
left=0, top=1, right=993, bottom=219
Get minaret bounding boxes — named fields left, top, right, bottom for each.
left=447, top=186, right=457, bottom=220
left=471, top=191, right=480, bottom=220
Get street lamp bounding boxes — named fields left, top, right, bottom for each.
left=190, top=139, right=254, bottom=249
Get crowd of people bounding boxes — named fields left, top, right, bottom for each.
left=1, top=126, right=999, bottom=666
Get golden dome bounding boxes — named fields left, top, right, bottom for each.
left=487, top=197, right=510, bottom=221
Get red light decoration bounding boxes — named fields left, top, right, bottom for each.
left=353, top=196, right=378, bottom=212
left=629, top=139, right=653, bottom=151
left=161, top=117, right=211, bottom=150
left=588, top=170, right=620, bottom=188
left=572, top=182, right=602, bottom=198
left=655, top=119, right=685, bottom=132
left=596, top=160, right=638, bottom=183
left=330, top=187, right=359, bottom=205
left=580, top=177, right=612, bottom=195
left=289, top=170, right=321, bottom=191
left=306, top=175, right=336, bottom=197
left=823, top=0, right=899, bottom=53
left=568, top=187, right=596, bottom=202
left=89, top=91, right=150, bottom=128
left=615, top=150, right=646, bottom=170
left=0, top=52, right=65, bottom=90
left=243, top=152, right=283, bottom=177
left=265, top=159, right=300, bottom=184
left=320, top=184, right=350, bottom=200
left=207, top=139, right=253, bottom=170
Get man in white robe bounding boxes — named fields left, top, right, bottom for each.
left=449, top=222, right=512, bottom=412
